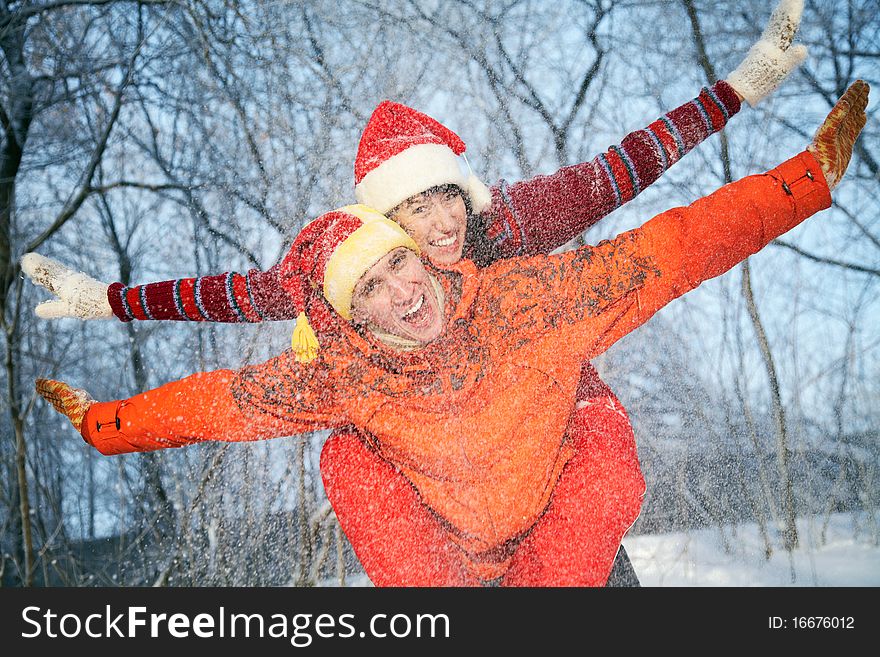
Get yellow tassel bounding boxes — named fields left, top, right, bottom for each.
left=291, top=311, right=319, bottom=363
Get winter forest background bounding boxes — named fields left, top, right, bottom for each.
left=1, top=0, right=877, bottom=587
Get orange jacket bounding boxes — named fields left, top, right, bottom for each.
left=81, top=150, right=829, bottom=558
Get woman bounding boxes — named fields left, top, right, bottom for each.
left=36, top=79, right=868, bottom=586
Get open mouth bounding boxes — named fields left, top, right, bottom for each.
left=430, top=235, right=457, bottom=249
left=401, top=294, right=430, bottom=326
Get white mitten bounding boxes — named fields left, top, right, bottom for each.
left=20, top=252, right=113, bottom=319
left=725, top=0, right=808, bottom=107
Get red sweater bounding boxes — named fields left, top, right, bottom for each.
left=107, top=82, right=741, bottom=322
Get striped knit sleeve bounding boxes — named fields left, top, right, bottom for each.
left=107, top=265, right=298, bottom=323
left=484, top=80, right=742, bottom=258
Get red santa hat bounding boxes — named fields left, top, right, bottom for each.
left=354, top=101, right=493, bottom=215
left=281, top=204, right=420, bottom=362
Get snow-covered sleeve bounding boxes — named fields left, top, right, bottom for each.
left=482, top=81, right=742, bottom=259
left=482, top=151, right=830, bottom=359
left=107, top=260, right=298, bottom=323
left=79, top=350, right=347, bottom=455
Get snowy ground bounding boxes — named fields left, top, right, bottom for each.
left=623, top=511, right=879, bottom=586
left=334, top=512, right=879, bottom=586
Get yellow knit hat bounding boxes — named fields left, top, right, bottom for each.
left=286, top=204, right=419, bottom=362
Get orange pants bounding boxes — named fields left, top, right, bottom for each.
left=320, top=399, right=645, bottom=586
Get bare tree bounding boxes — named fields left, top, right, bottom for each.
left=3, top=0, right=877, bottom=588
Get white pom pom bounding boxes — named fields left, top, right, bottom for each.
left=466, top=174, right=493, bottom=214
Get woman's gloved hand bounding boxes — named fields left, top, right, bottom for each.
left=20, top=252, right=113, bottom=319
left=725, top=0, right=808, bottom=106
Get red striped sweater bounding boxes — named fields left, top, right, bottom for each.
left=108, top=81, right=740, bottom=322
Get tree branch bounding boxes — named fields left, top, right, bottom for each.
left=88, top=180, right=201, bottom=194
left=558, top=5, right=608, bottom=140
left=682, top=0, right=719, bottom=82
left=23, top=65, right=133, bottom=256
left=772, top=239, right=880, bottom=277
left=8, top=0, right=169, bottom=23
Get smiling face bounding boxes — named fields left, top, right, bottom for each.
left=350, top=247, right=445, bottom=346
left=389, top=185, right=468, bottom=266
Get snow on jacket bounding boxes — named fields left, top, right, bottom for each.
left=79, top=150, right=826, bottom=576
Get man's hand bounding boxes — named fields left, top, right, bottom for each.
left=725, top=0, right=808, bottom=107
left=808, top=80, right=870, bottom=190
left=21, top=252, right=113, bottom=319
left=36, top=378, right=96, bottom=433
